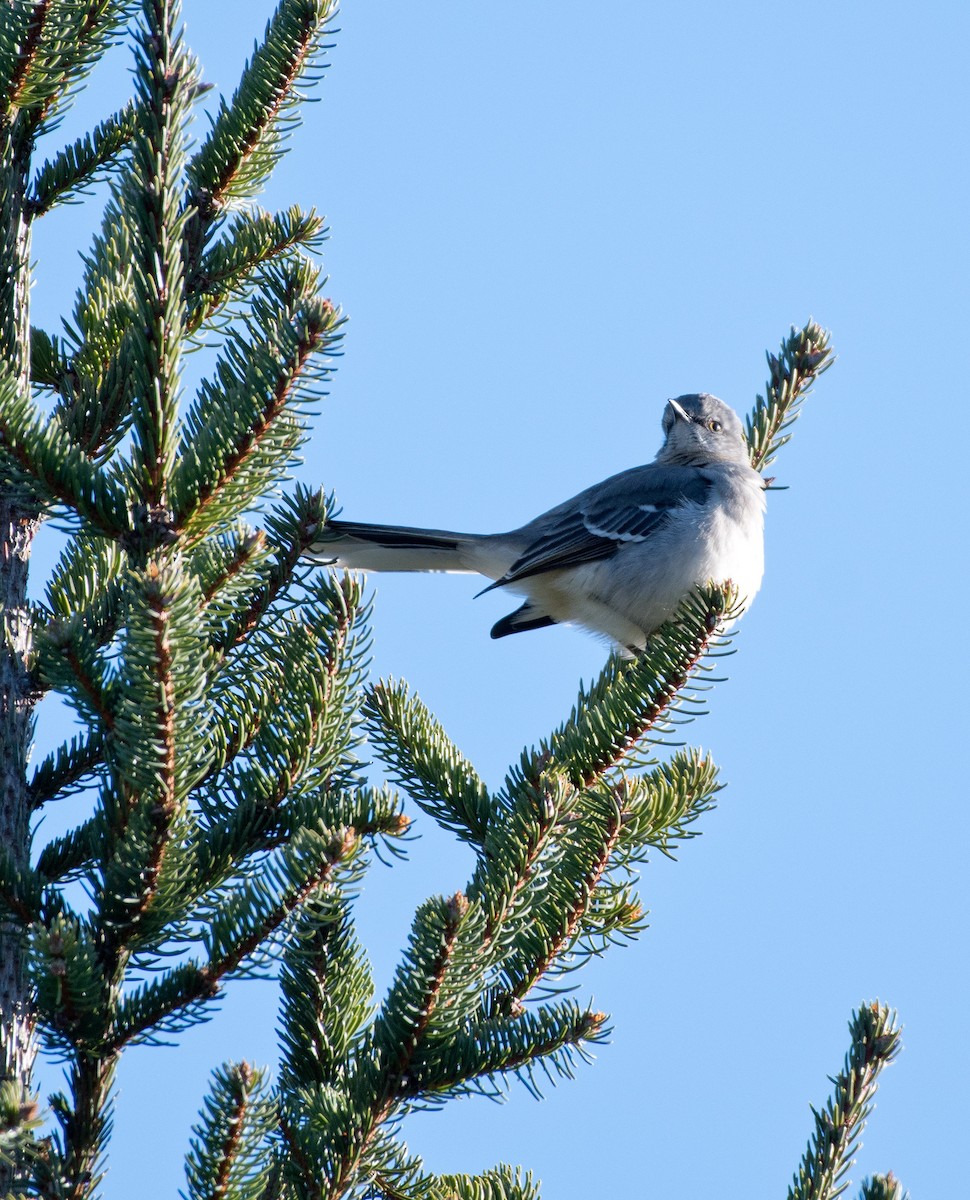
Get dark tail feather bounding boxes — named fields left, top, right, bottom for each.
left=326, top=520, right=464, bottom=552
left=307, top=519, right=476, bottom=572
left=491, top=603, right=558, bottom=640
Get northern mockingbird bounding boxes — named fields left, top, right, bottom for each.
left=307, top=394, right=766, bottom=653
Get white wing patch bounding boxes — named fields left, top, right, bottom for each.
left=584, top=501, right=670, bottom=543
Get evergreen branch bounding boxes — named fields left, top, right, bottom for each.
left=351, top=1136, right=536, bottom=1200
left=181, top=0, right=336, bottom=317
left=61, top=647, right=113, bottom=730
left=63, top=328, right=138, bottom=465
left=340, top=1132, right=432, bottom=1200
left=275, top=1108, right=319, bottom=1199
left=379, top=895, right=467, bottom=1076
left=481, top=756, right=723, bottom=1005
left=433, top=1167, right=541, bottom=1200
left=146, top=563, right=178, bottom=814
left=195, top=572, right=368, bottom=837
left=486, top=788, right=628, bottom=1003
left=185, top=0, right=336, bottom=216
left=1, top=0, right=53, bottom=113
left=504, top=792, right=623, bottom=1002
left=96, top=562, right=216, bottom=960
left=287, top=573, right=370, bottom=778
left=195, top=526, right=268, bottom=612
left=277, top=898, right=373, bottom=1094
left=186, top=787, right=406, bottom=936
left=44, top=528, right=127, bottom=643
left=747, top=320, right=833, bottom=473
left=29, top=324, right=71, bottom=391
left=376, top=893, right=492, bottom=1062
left=125, top=0, right=194, bottom=508
left=0, top=846, right=44, bottom=924
left=215, top=485, right=329, bottom=651
left=2, top=0, right=130, bottom=136
left=470, top=773, right=575, bottom=968
left=51, top=195, right=139, bottom=457
left=30, top=914, right=109, bottom=1054
left=188, top=205, right=326, bottom=330
left=163, top=578, right=328, bottom=845
left=51, top=1053, right=117, bottom=1200
left=327, top=895, right=473, bottom=1198
left=35, top=816, right=103, bottom=885
left=364, top=680, right=492, bottom=848
left=0, top=371, right=130, bottom=534
left=171, top=266, right=341, bottom=541
left=787, top=1004, right=901, bottom=1200
left=404, top=1001, right=609, bottom=1104
left=858, top=1176, right=907, bottom=1200
left=94, top=789, right=184, bottom=974
left=281, top=994, right=597, bottom=1195
left=102, top=961, right=219, bottom=1046
left=0, top=1084, right=43, bottom=1194
left=29, top=729, right=104, bottom=809
left=26, top=100, right=138, bottom=217
left=608, top=748, right=723, bottom=862
left=118, top=795, right=404, bottom=1037
left=34, top=624, right=116, bottom=731
left=110, top=828, right=360, bottom=1049
left=184, top=1062, right=277, bottom=1200
left=190, top=558, right=367, bottom=828
left=355, top=1140, right=544, bottom=1200
left=109, top=558, right=214, bottom=799
left=544, top=584, right=736, bottom=788
left=228, top=632, right=327, bottom=814
left=194, top=652, right=288, bottom=802
left=474, top=749, right=724, bottom=1008
left=189, top=525, right=274, bottom=681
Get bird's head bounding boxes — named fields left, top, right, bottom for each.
left=657, top=393, right=751, bottom=467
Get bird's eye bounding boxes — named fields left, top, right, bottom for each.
left=707, top=419, right=722, bottom=432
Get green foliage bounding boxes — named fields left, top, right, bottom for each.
left=542, top=584, right=737, bottom=785
left=364, top=679, right=493, bottom=847
left=0, top=1, right=130, bottom=136
left=0, top=2, right=890, bottom=1198
left=194, top=204, right=327, bottom=306
left=46, top=194, right=139, bottom=457
left=747, top=320, right=833, bottom=473
left=185, top=0, right=337, bottom=210
left=0, top=2, right=379, bottom=1191
left=171, top=257, right=342, bottom=539
left=124, top=0, right=195, bottom=505
left=278, top=899, right=375, bottom=1095
left=30, top=914, right=109, bottom=1057
left=858, top=1176, right=909, bottom=1200
left=184, top=1062, right=277, bottom=1200
left=29, top=728, right=105, bottom=809
left=0, top=368, right=130, bottom=529
left=28, top=100, right=139, bottom=216
left=436, top=1167, right=541, bottom=1200
left=787, top=1005, right=902, bottom=1200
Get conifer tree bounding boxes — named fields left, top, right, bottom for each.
left=0, top=3, right=902, bottom=1198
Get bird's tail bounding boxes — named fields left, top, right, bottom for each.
left=306, top=519, right=484, bottom=573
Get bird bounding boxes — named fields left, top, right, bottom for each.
left=306, top=394, right=766, bottom=654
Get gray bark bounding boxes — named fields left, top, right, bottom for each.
left=0, top=114, right=38, bottom=1105
left=0, top=496, right=37, bottom=1096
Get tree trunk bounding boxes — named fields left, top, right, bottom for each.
left=0, top=496, right=37, bottom=1098
left=0, top=114, right=38, bottom=1111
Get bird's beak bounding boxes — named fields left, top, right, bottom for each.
left=666, top=398, right=692, bottom=424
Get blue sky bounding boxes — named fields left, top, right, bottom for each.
left=26, top=2, right=969, bottom=1196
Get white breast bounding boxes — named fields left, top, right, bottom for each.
left=511, top=466, right=766, bottom=649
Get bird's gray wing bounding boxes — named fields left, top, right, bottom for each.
left=481, top=466, right=711, bottom=592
